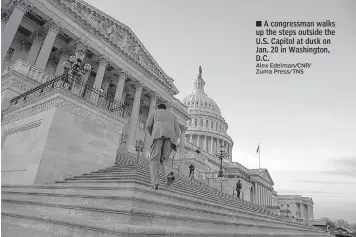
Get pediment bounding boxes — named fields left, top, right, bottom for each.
left=48, top=0, right=179, bottom=95
left=249, top=169, right=274, bottom=185
left=260, top=169, right=274, bottom=185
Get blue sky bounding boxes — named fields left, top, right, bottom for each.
left=85, top=0, right=356, bottom=222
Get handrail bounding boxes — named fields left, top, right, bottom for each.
left=9, top=73, right=126, bottom=117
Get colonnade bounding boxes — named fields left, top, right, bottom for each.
left=186, top=133, right=232, bottom=159
left=1, top=0, right=187, bottom=152
left=254, top=182, right=273, bottom=206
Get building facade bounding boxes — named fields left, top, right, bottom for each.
left=1, top=0, right=314, bottom=222
left=277, top=195, right=314, bottom=222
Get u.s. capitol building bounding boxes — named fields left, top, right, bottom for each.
left=1, top=0, right=324, bottom=236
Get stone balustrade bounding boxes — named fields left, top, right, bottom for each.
left=2, top=59, right=54, bottom=84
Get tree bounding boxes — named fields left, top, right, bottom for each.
left=349, top=223, right=356, bottom=233
left=335, top=219, right=351, bottom=229
left=320, top=217, right=336, bottom=227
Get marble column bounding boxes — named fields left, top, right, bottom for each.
left=114, top=71, right=128, bottom=101
left=210, top=137, right=214, bottom=154
left=55, top=47, right=72, bottom=76
left=254, top=183, right=258, bottom=204
left=1, top=0, right=31, bottom=62
left=35, top=21, right=61, bottom=70
left=189, top=134, right=193, bottom=143
left=308, top=205, right=314, bottom=220
left=127, top=83, right=143, bottom=151
left=143, top=92, right=158, bottom=154
left=197, top=134, right=200, bottom=148
left=300, top=203, right=304, bottom=220
left=93, top=55, right=109, bottom=89
left=204, top=136, right=207, bottom=151
left=179, top=126, right=187, bottom=152
left=26, top=31, right=45, bottom=64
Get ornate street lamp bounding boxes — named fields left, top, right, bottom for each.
left=216, top=144, right=228, bottom=178
left=63, top=54, right=91, bottom=78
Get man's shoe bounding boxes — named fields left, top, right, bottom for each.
left=152, top=184, right=159, bottom=190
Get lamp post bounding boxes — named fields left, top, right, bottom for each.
left=216, top=144, right=228, bottom=178
left=63, top=54, right=91, bottom=92
left=216, top=144, right=228, bottom=192
left=135, top=140, right=144, bottom=164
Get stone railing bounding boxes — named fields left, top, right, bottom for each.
left=8, top=73, right=125, bottom=118
left=1, top=59, right=54, bottom=83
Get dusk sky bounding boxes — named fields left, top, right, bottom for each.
left=85, top=0, right=356, bottom=222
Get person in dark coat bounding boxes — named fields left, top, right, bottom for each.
left=188, top=163, right=195, bottom=178
left=236, top=179, right=242, bottom=198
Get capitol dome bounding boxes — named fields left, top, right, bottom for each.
left=181, top=67, right=234, bottom=161
left=181, top=67, right=221, bottom=115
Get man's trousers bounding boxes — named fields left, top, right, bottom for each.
left=149, top=138, right=175, bottom=186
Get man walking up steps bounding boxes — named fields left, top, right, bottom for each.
left=146, top=103, right=180, bottom=190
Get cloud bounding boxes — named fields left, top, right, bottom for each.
left=293, top=180, right=356, bottom=185
left=322, top=156, right=356, bottom=178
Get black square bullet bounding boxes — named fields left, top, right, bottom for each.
left=256, top=21, right=262, bottom=27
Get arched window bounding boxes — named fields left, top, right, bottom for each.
left=206, top=120, right=208, bottom=127
left=194, top=119, right=197, bottom=126
left=200, top=119, right=203, bottom=126
left=211, top=121, right=213, bottom=128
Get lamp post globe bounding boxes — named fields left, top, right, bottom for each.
left=63, top=54, right=92, bottom=78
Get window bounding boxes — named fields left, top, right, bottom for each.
left=206, top=120, right=208, bottom=127
left=211, top=121, right=213, bottom=128
left=194, top=119, right=197, bottom=126
left=205, top=102, right=207, bottom=106
left=200, top=119, right=203, bottom=126
left=188, top=119, right=192, bottom=126
left=216, top=122, right=218, bottom=130
left=220, top=124, right=222, bottom=131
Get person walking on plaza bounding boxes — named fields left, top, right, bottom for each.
left=236, top=179, right=242, bottom=198
left=146, top=103, right=180, bottom=190
left=188, top=163, right=195, bottom=178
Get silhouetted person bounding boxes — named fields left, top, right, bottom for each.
left=236, top=179, right=242, bottom=198
left=146, top=104, right=180, bottom=190
left=189, top=163, right=195, bottom=178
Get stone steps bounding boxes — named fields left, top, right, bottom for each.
left=2, top=185, right=330, bottom=236
left=63, top=164, right=271, bottom=217
left=1, top=151, right=333, bottom=236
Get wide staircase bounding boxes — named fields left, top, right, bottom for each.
left=2, top=151, right=332, bottom=237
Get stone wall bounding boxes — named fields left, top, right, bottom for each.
left=1, top=89, right=125, bottom=185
